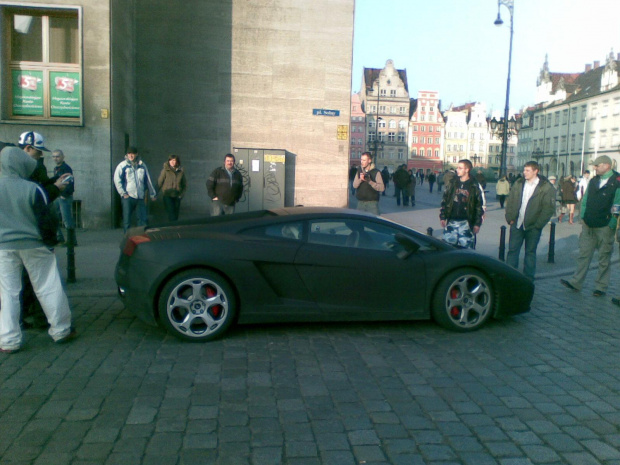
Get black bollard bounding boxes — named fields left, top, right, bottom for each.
left=66, top=228, right=76, bottom=283
left=499, top=225, right=506, bottom=261
left=548, top=222, right=555, bottom=264
left=427, top=227, right=433, bottom=237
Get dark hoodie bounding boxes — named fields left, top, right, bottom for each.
left=0, top=147, right=57, bottom=249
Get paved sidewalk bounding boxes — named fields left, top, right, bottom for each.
left=2, top=183, right=620, bottom=465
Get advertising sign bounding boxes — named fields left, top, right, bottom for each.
left=50, top=72, right=81, bottom=117
left=12, top=70, right=44, bottom=116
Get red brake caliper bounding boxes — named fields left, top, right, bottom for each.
left=450, top=287, right=460, bottom=317
left=205, top=286, right=222, bottom=318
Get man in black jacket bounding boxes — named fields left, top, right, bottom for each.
left=206, top=153, right=244, bottom=215
left=561, top=156, right=620, bottom=297
left=439, top=159, right=484, bottom=249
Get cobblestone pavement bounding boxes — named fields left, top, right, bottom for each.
left=1, top=270, right=619, bottom=465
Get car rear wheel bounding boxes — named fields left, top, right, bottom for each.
left=158, top=269, right=236, bottom=341
left=432, top=268, right=493, bottom=332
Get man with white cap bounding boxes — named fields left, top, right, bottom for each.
left=18, top=131, right=69, bottom=201
left=561, top=155, right=620, bottom=297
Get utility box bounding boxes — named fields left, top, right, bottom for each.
left=232, top=148, right=296, bottom=212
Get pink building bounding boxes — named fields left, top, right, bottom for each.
left=409, top=91, right=444, bottom=174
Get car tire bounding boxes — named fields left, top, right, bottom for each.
left=158, top=269, right=236, bottom=342
left=432, top=268, right=493, bottom=332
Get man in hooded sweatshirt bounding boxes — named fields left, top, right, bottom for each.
left=0, top=146, right=75, bottom=353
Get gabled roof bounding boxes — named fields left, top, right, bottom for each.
left=542, top=60, right=620, bottom=107
left=363, top=67, right=408, bottom=93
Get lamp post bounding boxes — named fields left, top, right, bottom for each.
left=369, top=75, right=384, bottom=164
left=494, top=0, right=514, bottom=178
left=490, top=115, right=519, bottom=174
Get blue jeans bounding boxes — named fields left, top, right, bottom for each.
left=211, top=199, right=235, bottom=216
left=506, top=224, right=543, bottom=280
left=54, top=196, right=75, bottom=240
left=122, top=197, right=147, bottom=232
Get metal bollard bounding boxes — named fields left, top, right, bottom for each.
left=548, top=222, right=555, bottom=264
left=499, top=225, right=506, bottom=261
left=66, top=228, right=76, bottom=283
left=427, top=227, right=433, bottom=236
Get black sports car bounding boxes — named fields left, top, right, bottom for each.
left=115, top=207, right=533, bottom=341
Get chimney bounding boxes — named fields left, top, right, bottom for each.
left=594, top=61, right=600, bottom=68
left=585, top=64, right=592, bottom=72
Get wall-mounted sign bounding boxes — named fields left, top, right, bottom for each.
left=337, top=125, right=348, bottom=140
left=12, top=70, right=44, bottom=116
left=313, top=108, right=340, bottom=117
left=50, top=72, right=81, bottom=117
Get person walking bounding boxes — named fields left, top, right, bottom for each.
left=561, top=156, right=620, bottom=297
left=496, top=175, right=510, bottom=209
left=206, top=153, right=244, bottom=216
left=158, top=154, right=187, bottom=222
left=392, top=164, right=410, bottom=207
left=559, top=175, right=578, bottom=224
left=427, top=172, right=436, bottom=193
left=504, top=161, right=555, bottom=280
left=113, top=146, right=157, bottom=232
left=51, top=150, right=76, bottom=245
left=408, top=169, right=417, bottom=206
left=439, top=159, right=484, bottom=249
left=380, top=166, right=390, bottom=196
left=0, top=146, right=76, bottom=353
left=437, top=171, right=445, bottom=192
left=353, top=152, right=384, bottom=215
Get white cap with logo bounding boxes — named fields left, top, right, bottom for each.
left=18, top=131, right=50, bottom=152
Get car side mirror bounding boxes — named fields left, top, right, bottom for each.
left=395, top=233, right=420, bottom=259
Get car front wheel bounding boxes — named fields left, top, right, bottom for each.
left=432, top=268, right=493, bottom=332
left=158, top=269, right=236, bottom=341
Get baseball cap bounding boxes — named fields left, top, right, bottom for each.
left=590, top=155, right=612, bottom=166
left=548, top=175, right=556, bottom=181
left=18, top=131, right=50, bottom=152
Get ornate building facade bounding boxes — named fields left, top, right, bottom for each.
left=360, top=60, right=410, bottom=171
left=526, top=52, right=620, bottom=177
left=408, top=90, right=444, bottom=174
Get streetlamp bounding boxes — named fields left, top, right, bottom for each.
left=494, top=0, right=514, bottom=178
left=490, top=116, right=519, bottom=173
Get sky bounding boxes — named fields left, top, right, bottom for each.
left=352, top=0, right=620, bottom=114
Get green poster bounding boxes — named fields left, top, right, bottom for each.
left=12, top=70, right=44, bottom=116
left=50, top=71, right=81, bottom=117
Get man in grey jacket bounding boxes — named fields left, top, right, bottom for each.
left=505, top=161, right=555, bottom=280
left=0, top=146, right=75, bottom=353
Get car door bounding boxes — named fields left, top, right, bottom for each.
left=294, top=218, right=427, bottom=319
left=236, top=220, right=318, bottom=316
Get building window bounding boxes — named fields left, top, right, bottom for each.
left=378, top=119, right=386, bottom=128
left=2, top=7, right=82, bottom=123
left=412, top=148, right=417, bottom=156
left=388, top=120, right=396, bottom=129
left=388, top=132, right=395, bottom=142
left=397, top=132, right=405, bottom=142
left=368, top=131, right=375, bottom=141
left=380, top=89, right=387, bottom=96
left=390, top=90, right=396, bottom=97
left=398, top=120, right=407, bottom=129
left=412, top=125, right=418, bottom=131
left=368, top=120, right=376, bottom=128
left=379, top=105, right=386, bottom=113
left=398, top=149, right=404, bottom=160
left=400, top=106, right=406, bottom=114
left=411, top=136, right=417, bottom=143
